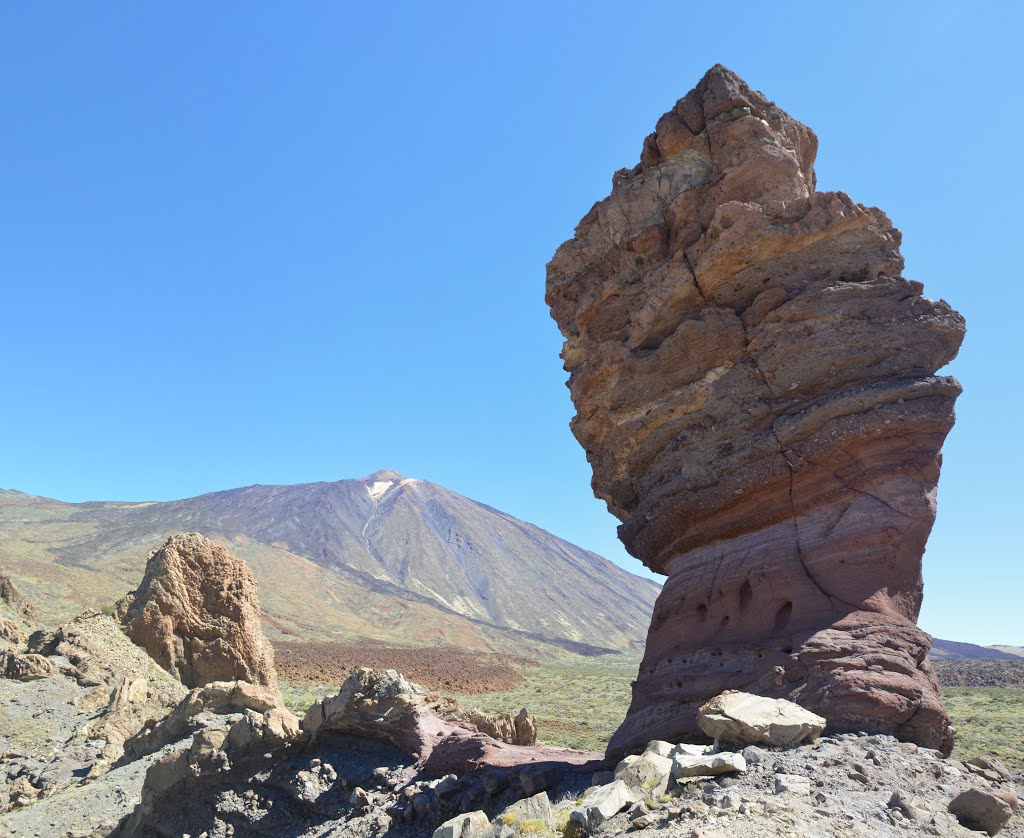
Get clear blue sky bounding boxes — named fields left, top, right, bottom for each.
left=1, top=2, right=1020, bottom=645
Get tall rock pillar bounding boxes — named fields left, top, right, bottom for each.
left=546, top=66, right=964, bottom=758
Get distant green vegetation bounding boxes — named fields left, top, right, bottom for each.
left=451, top=653, right=641, bottom=753
left=451, top=654, right=1024, bottom=768
left=280, top=681, right=333, bottom=717
left=943, top=686, right=1024, bottom=769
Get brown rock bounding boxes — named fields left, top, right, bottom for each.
left=0, top=650, right=51, bottom=681
left=546, top=65, right=964, bottom=760
left=443, top=705, right=538, bottom=745
left=948, top=787, right=1014, bottom=836
left=993, top=787, right=1020, bottom=815
left=0, top=616, right=26, bottom=649
left=965, top=755, right=1014, bottom=783
left=7, top=775, right=41, bottom=809
left=122, top=679, right=285, bottom=760
left=116, top=532, right=277, bottom=689
left=0, top=563, right=35, bottom=619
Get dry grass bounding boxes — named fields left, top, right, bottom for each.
left=449, top=653, right=641, bottom=753
left=449, top=654, right=1024, bottom=768
left=943, top=686, right=1024, bottom=769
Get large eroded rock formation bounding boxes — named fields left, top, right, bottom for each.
left=116, top=532, right=278, bottom=689
left=546, top=66, right=964, bottom=758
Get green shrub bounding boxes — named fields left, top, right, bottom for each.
left=560, top=819, right=585, bottom=838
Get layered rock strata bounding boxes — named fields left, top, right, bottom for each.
left=116, top=532, right=278, bottom=689
left=546, top=65, right=965, bottom=758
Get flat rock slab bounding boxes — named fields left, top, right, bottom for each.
left=698, top=691, right=826, bottom=748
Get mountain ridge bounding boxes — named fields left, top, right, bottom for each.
left=929, top=638, right=1024, bottom=661
left=0, top=473, right=661, bottom=657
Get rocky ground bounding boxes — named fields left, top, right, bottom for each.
left=7, top=662, right=1021, bottom=838
left=3, top=620, right=1023, bottom=838
left=3, top=537, right=1021, bottom=838
left=582, top=733, right=1024, bottom=838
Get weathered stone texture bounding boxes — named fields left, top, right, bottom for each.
left=116, top=533, right=278, bottom=689
left=546, top=65, right=964, bottom=758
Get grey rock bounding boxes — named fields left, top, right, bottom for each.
left=614, top=750, right=673, bottom=798
left=349, top=786, right=372, bottom=808
left=497, top=791, right=553, bottom=829
left=673, top=752, right=746, bottom=778
left=432, top=810, right=492, bottom=838
left=888, top=791, right=930, bottom=821
left=569, top=780, right=638, bottom=833
left=774, top=774, right=812, bottom=795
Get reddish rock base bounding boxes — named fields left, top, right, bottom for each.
left=608, top=388, right=958, bottom=760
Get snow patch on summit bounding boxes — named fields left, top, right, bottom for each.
left=366, top=481, right=393, bottom=501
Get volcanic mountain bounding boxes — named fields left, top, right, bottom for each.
left=0, top=471, right=660, bottom=655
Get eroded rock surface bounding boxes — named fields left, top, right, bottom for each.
left=441, top=705, right=538, bottom=747
left=0, top=612, right=186, bottom=821
left=115, top=668, right=599, bottom=837
left=116, top=532, right=278, bottom=689
left=304, top=668, right=580, bottom=777
left=0, top=649, right=51, bottom=681
left=546, top=65, right=965, bottom=758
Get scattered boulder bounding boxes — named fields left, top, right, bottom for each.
left=774, top=773, right=812, bottom=795
left=495, top=791, right=554, bottom=833
left=432, top=810, right=491, bottom=838
left=614, top=749, right=673, bottom=797
left=643, top=740, right=674, bottom=758
left=122, top=679, right=291, bottom=761
left=0, top=649, right=51, bottom=680
left=547, top=63, right=964, bottom=758
left=697, top=691, right=825, bottom=748
left=450, top=706, right=538, bottom=746
left=948, top=787, right=1014, bottom=836
left=672, top=751, right=746, bottom=778
left=889, top=791, right=931, bottom=822
left=349, top=785, right=373, bottom=809
left=0, top=615, right=27, bottom=648
left=569, top=780, right=639, bottom=833
left=115, top=532, right=278, bottom=689
left=965, top=755, right=1014, bottom=783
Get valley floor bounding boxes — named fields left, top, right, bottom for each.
left=433, top=654, right=1024, bottom=769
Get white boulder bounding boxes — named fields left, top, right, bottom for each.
left=432, top=810, right=491, bottom=838
left=569, top=780, right=639, bottom=833
left=698, top=691, right=825, bottom=748
left=672, top=751, right=747, bottom=778
left=614, top=751, right=674, bottom=798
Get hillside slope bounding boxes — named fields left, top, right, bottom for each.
left=929, top=638, right=1022, bottom=660
left=0, top=472, right=660, bottom=655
